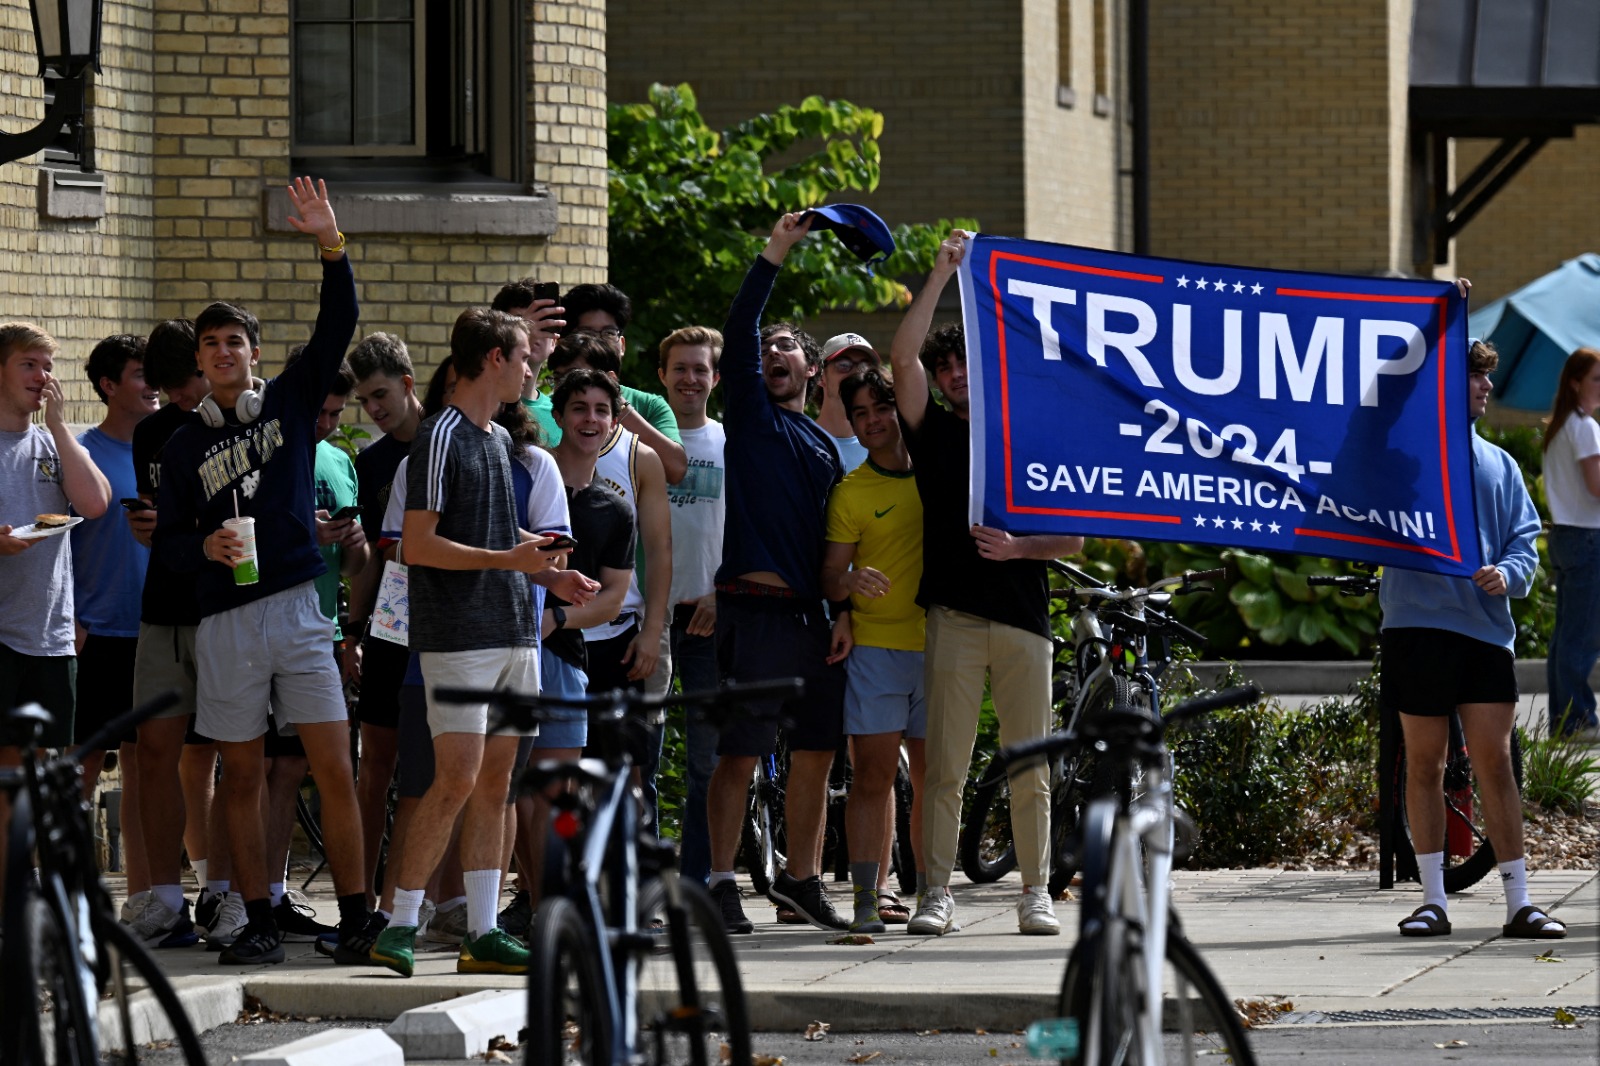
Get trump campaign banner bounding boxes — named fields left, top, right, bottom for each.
left=957, top=234, right=1481, bottom=576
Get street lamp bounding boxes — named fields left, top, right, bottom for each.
left=0, top=0, right=104, bottom=169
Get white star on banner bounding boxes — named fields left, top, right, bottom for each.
left=1251, top=283, right=1264, bottom=295
left=1177, top=275, right=1189, bottom=288
left=1195, top=278, right=1208, bottom=291
left=1250, top=519, right=1263, bottom=532
left=1232, top=281, right=1245, bottom=293
left=1194, top=514, right=1207, bottom=527
left=1213, top=278, right=1226, bottom=290
left=1268, top=522, right=1282, bottom=534
left=1212, top=515, right=1225, bottom=528
left=1231, top=518, right=1244, bottom=529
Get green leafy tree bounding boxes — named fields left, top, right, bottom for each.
left=607, top=83, right=977, bottom=392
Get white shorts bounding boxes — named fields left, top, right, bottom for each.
left=195, top=582, right=345, bottom=743
left=420, top=645, right=540, bottom=737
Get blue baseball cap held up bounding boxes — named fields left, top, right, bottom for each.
left=801, top=203, right=896, bottom=267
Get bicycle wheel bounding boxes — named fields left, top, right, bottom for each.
left=528, top=896, right=612, bottom=1066
left=95, top=912, right=207, bottom=1065
left=637, top=876, right=751, bottom=1066
left=1397, top=723, right=1524, bottom=893
left=738, top=762, right=784, bottom=897
left=8, top=874, right=99, bottom=1066
left=1060, top=797, right=1147, bottom=1066
left=958, top=755, right=1018, bottom=883
left=891, top=755, right=917, bottom=896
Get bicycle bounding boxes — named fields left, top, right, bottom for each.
left=0, top=692, right=207, bottom=1066
left=1305, top=573, right=1524, bottom=892
left=962, top=563, right=1222, bottom=896
left=990, top=684, right=1263, bottom=1066
left=436, top=678, right=799, bottom=1066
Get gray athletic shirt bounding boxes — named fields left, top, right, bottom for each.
left=0, top=426, right=74, bottom=656
left=404, top=407, right=536, bottom=652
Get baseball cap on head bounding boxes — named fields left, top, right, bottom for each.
left=801, top=203, right=896, bottom=266
left=821, top=333, right=877, bottom=364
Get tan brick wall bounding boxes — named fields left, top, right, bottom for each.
left=1021, top=0, right=1125, bottom=247
left=1453, top=128, right=1600, bottom=305
left=1145, top=1, right=1411, bottom=277
left=1, top=0, right=157, bottom=424
left=149, top=0, right=608, bottom=382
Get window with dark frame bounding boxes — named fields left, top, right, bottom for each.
left=290, top=0, right=523, bottom=185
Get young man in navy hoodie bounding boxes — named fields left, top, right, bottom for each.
left=154, top=177, right=367, bottom=965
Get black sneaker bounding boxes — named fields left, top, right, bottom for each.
left=709, top=880, right=753, bottom=935
left=768, top=872, right=849, bottom=932
left=273, top=894, right=336, bottom=943
left=219, top=923, right=285, bottom=965
left=497, top=889, right=533, bottom=938
left=329, top=911, right=389, bottom=966
left=194, top=888, right=219, bottom=933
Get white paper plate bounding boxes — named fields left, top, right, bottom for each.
left=10, top=517, right=84, bottom=540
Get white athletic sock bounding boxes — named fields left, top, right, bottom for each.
left=152, top=884, right=185, bottom=914
left=192, top=859, right=208, bottom=889
left=268, top=882, right=286, bottom=907
left=464, top=870, right=501, bottom=941
left=1498, top=857, right=1533, bottom=921
left=1401, top=852, right=1448, bottom=931
left=392, top=888, right=425, bottom=929
left=206, top=880, right=230, bottom=897
left=708, top=871, right=735, bottom=889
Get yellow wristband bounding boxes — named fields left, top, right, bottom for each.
left=320, top=231, right=347, bottom=255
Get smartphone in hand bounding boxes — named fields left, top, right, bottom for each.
left=120, top=498, right=153, bottom=512
left=538, top=531, right=578, bottom=552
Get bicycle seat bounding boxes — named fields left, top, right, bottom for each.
left=4, top=701, right=54, bottom=735
left=521, top=757, right=614, bottom=792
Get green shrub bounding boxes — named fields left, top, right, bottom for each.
left=1517, top=728, right=1600, bottom=816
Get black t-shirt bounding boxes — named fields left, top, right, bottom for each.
left=901, top=400, right=1050, bottom=639
left=355, top=432, right=409, bottom=538
left=134, top=402, right=202, bottom=627
left=547, top=478, right=636, bottom=670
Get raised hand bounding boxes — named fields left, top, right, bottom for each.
left=932, top=230, right=971, bottom=277
left=761, top=211, right=814, bottom=265
left=285, top=176, right=340, bottom=250
left=40, top=374, right=66, bottom=431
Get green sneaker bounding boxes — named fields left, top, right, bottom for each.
left=370, top=923, right=418, bottom=978
left=458, top=926, right=530, bottom=974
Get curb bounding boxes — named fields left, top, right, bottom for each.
left=98, top=975, right=244, bottom=1054
left=385, top=989, right=525, bottom=1059
left=240, top=1028, right=404, bottom=1066
left=740, top=988, right=1057, bottom=1033
left=245, top=974, right=522, bottom=1021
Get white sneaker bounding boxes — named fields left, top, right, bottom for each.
left=128, top=897, right=201, bottom=948
left=1017, top=888, right=1061, bottom=935
left=205, top=893, right=248, bottom=950
left=120, top=890, right=153, bottom=925
left=906, top=888, right=960, bottom=935
left=417, top=898, right=438, bottom=938
left=423, top=902, right=469, bottom=945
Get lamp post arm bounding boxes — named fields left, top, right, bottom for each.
left=0, top=74, right=83, bottom=167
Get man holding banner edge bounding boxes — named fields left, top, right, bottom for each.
left=892, top=231, right=1083, bottom=937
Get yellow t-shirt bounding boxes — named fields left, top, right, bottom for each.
left=825, top=461, right=925, bottom=651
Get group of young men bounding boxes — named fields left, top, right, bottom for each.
left=0, top=182, right=1567, bottom=978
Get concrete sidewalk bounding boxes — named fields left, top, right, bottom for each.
left=113, top=867, right=1597, bottom=1033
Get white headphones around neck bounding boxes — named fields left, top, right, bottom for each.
left=197, top=377, right=267, bottom=429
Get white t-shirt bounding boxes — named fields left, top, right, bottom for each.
left=588, top=427, right=646, bottom=642
left=667, top=421, right=726, bottom=606
left=1544, top=412, right=1600, bottom=528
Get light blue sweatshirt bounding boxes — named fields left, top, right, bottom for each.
left=1379, top=425, right=1541, bottom=651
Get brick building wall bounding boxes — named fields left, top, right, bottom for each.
left=1144, top=0, right=1414, bottom=277
left=1, top=0, right=157, bottom=423
left=1, top=0, right=606, bottom=425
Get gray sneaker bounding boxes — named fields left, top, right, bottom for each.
left=1017, top=888, right=1061, bottom=935
left=424, top=902, right=469, bottom=945
left=204, top=893, right=248, bottom=951
left=120, top=891, right=152, bottom=925
left=127, top=897, right=201, bottom=949
left=906, top=888, right=959, bottom=935
left=416, top=899, right=438, bottom=939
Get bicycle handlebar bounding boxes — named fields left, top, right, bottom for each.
left=1163, top=684, right=1262, bottom=726
left=6, top=690, right=182, bottom=763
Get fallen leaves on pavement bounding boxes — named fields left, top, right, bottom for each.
left=846, top=1052, right=882, bottom=1063
left=828, top=934, right=876, bottom=945
left=804, top=1021, right=831, bottom=1041
left=1233, top=996, right=1293, bottom=1028
left=1433, top=1039, right=1468, bottom=1048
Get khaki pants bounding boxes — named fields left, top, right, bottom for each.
left=922, top=605, right=1053, bottom=887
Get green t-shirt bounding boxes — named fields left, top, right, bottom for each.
left=313, top=439, right=360, bottom=640
left=526, top=385, right=680, bottom=449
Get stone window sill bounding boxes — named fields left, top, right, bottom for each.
left=262, top=184, right=557, bottom=238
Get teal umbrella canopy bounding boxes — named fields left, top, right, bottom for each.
left=1471, top=254, right=1600, bottom=412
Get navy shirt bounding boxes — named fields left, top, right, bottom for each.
left=714, top=256, right=842, bottom=599
left=135, top=403, right=203, bottom=627
left=155, top=256, right=359, bottom=618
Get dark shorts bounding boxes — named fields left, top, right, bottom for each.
left=185, top=715, right=213, bottom=745
left=1380, top=627, right=1519, bottom=717
left=714, top=594, right=845, bottom=757
left=263, top=715, right=307, bottom=759
left=395, top=683, right=433, bottom=799
left=355, top=634, right=408, bottom=730
left=0, top=643, right=75, bottom=749
left=73, top=634, right=139, bottom=749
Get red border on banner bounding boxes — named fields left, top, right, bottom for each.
left=986, top=253, right=1462, bottom=561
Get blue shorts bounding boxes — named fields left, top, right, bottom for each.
left=845, top=646, right=926, bottom=738
left=534, top=648, right=588, bottom=750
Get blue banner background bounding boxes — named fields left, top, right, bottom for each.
left=958, top=234, right=1480, bottom=576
